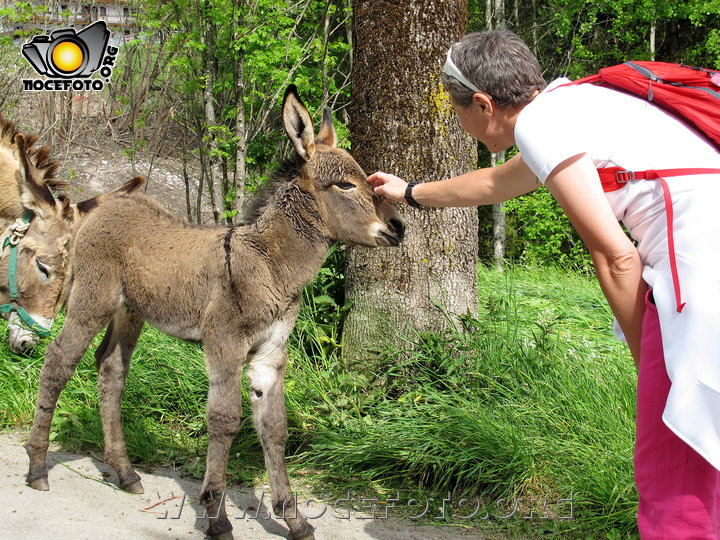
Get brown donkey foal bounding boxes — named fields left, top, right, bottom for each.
left=25, top=86, right=404, bottom=540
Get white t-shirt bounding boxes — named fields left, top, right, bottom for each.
left=516, top=78, right=720, bottom=184
left=514, top=78, right=720, bottom=470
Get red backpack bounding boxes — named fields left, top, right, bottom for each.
left=570, top=61, right=720, bottom=151
left=560, top=61, right=720, bottom=313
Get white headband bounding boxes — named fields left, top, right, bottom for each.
left=443, top=46, right=481, bottom=93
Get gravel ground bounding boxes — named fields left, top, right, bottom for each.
left=0, top=432, right=486, bottom=540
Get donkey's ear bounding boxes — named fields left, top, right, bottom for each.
left=57, top=194, right=74, bottom=221
left=282, top=85, right=316, bottom=161
left=73, top=176, right=146, bottom=219
left=14, top=134, right=56, bottom=219
left=315, top=107, right=336, bottom=148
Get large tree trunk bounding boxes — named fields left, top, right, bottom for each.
left=343, top=0, right=478, bottom=365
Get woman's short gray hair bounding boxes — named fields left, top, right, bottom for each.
left=442, top=30, right=546, bottom=109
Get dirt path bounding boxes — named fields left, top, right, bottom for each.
left=0, top=432, right=485, bottom=540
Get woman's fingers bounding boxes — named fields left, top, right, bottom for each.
left=367, top=172, right=408, bottom=202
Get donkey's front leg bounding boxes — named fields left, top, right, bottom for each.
left=200, top=338, right=245, bottom=539
left=247, top=341, right=315, bottom=540
left=26, top=316, right=108, bottom=490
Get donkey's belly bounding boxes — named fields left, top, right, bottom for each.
left=148, top=319, right=203, bottom=342
left=120, top=280, right=206, bottom=342
left=129, top=299, right=203, bottom=342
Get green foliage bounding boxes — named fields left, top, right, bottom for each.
left=0, top=2, right=53, bottom=110
left=503, top=186, right=592, bottom=271
left=469, top=0, right=720, bottom=78
left=682, top=0, right=720, bottom=68
left=539, top=0, right=720, bottom=76
left=106, top=0, right=352, bottom=220
left=292, top=245, right=350, bottom=363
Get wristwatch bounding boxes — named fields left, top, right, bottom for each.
left=405, top=181, right=422, bottom=208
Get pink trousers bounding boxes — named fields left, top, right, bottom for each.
left=635, top=290, right=720, bottom=539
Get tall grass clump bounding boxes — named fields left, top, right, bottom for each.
left=289, top=264, right=639, bottom=537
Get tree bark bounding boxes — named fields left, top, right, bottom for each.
left=650, top=20, right=656, bottom=61
left=343, top=0, right=478, bottom=364
left=233, top=52, right=247, bottom=217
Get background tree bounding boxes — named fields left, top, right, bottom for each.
left=341, top=0, right=479, bottom=364
left=93, top=0, right=353, bottom=224
left=486, top=0, right=507, bottom=271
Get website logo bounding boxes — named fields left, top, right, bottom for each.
left=21, top=20, right=118, bottom=91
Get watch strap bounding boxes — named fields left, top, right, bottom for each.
left=405, top=181, right=422, bottom=208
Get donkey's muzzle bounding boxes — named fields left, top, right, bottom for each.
left=7, top=313, right=53, bottom=354
left=378, top=217, right=404, bottom=247
left=8, top=319, right=40, bottom=353
left=389, top=217, right=405, bottom=243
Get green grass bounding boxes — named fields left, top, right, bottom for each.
left=0, top=263, right=638, bottom=538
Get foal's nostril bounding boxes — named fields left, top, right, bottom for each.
left=389, top=218, right=405, bottom=240
left=11, top=338, right=34, bottom=354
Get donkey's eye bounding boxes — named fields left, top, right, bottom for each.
left=35, top=259, right=51, bottom=279
left=334, top=181, right=356, bottom=190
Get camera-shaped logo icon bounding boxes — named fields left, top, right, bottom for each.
left=22, top=21, right=110, bottom=78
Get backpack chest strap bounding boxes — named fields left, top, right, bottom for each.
left=598, top=166, right=720, bottom=313
left=597, top=167, right=720, bottom=191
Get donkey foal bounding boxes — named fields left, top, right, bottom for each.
left=24, top=86, right=404, bottom=540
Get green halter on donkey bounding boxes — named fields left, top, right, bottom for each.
left=0, top=212, right=52, bottom=338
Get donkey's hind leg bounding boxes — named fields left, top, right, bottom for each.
left=95, top=304, right=145, bottom=493
left=25, top=310, right=114, bottom=491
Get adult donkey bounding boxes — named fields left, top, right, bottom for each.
left=0, top=115, right=143, bottom=352
left=0, top=116, right=67, bottom=352
left=25, top=86, right=405, bottom=540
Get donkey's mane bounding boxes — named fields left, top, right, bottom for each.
left=238, top=155, right=303, bottom=225
left=0, top=114, right=65, bottom=190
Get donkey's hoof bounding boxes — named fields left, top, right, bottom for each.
left=27, top=476, right=50, bottom=491
left=207, top=516, right=232, bottom=538
left=121, top=479, right=145, bottom=494
left=288, top=524, right=315, bottom=540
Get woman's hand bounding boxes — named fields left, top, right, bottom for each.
left=367, top=172, right=408, bottom=203
left=367, top=155, right=539, bottom=208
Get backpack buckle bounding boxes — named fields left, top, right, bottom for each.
left=616, top=170, right=635, bottom=183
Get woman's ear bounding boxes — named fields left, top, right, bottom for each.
left=473, top=92, right=494, bottom=115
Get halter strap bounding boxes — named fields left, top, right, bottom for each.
left=0, top=212, right=52, bottom=338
